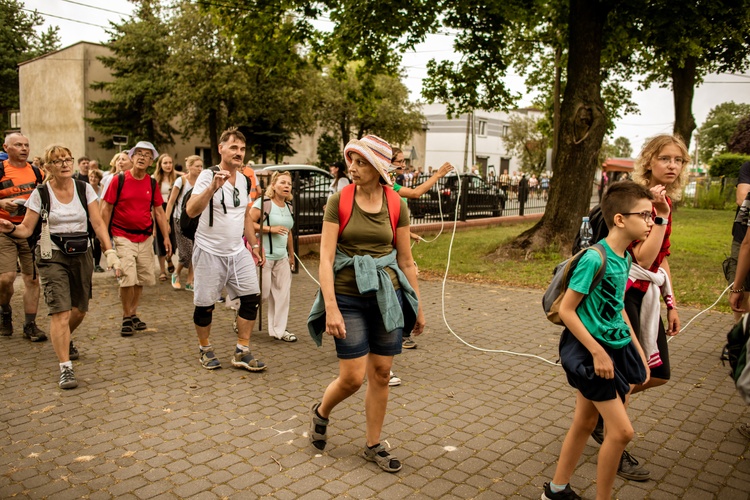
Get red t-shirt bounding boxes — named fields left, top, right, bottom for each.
left=103, top=171, right=164, bottom=242
left=628, top=197, right=672, bottom=293
left=0, top=160, right=44, bottom=223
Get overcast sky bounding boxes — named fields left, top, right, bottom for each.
left=24, top=0, right=750, bottom=158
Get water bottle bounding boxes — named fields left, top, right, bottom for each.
left=578, top=216, right=593, bottom=249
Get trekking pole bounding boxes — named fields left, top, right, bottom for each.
left=257, top=190, right=264, bottom=332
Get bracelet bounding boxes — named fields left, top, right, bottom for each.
left=252, top=244, right=259, bottom=249
left=731, top=287, right=745, bottom=294
left=8, top=224, right=16, bottom=235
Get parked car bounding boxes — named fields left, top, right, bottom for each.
left=257, top=165, right=333, bottom=234
left=408, top=173, right=506, bottom=219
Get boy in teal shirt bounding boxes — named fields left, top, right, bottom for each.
left=543, top=181, right=652, bottom=500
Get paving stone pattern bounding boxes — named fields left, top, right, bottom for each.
left=0, top=263, right=749, bottom=499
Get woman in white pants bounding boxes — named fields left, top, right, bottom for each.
left=250, top=171, right=296, bottom=342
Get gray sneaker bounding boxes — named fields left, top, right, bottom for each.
left=309, top=402, right=328, bottom=451
left=402, top=337, right=417, bottom=349
left=231, top=349, right=266, bottom=372
left=59, top=366, right=78, bottom=390
left=738, top=422, right=750, bottom=439
left=0, top=311, right=11, bottom=336
left=200, top=349, right=222, bottom=370
left=69, top=341, right=79, bottom=361
left=617, top=450, right=650, bottom=481
left=363, top=443, right=402, bottom=473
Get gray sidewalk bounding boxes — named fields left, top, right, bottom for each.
left=0, top=262, right=748, bottom=499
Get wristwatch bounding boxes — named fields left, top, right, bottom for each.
left=653, top=216, right=668, bottom=226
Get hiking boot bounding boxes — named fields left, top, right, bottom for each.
left=738, top=422, right=750, bottom=439
left=389, top=371, right=401, bottom=386
left=231, top=348, right=266, bottom=372
left=200, top=349, right=221, bottom=370
left=0, top=311, right=11, bottom=337
left=541, top=482, right=581, bottom=500
left=94, top=265, right=105, bottom=273
left=617, top=450, right=650, bottom=481
left=59, top=366, right=78, bottom=390
left=309, top=402, right=328, bottom=451
left=363, top=443, right=402, bottom=473
left=591, top=415, right=604, bottom=444
left=69, top=341, right=79, bottom=361
left=23, top=322, right=47, bottom=342
left=402, top=337, right=417, bottom=349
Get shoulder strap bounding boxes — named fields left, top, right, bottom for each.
left=73, top=179, right=89, bottom=216
left=337, top=184, right=400, bottom=246
left=586, top=243, right=607, bottom=294
left=150, top=177, right=157, bottom=207
left=338, top=183, right=356, bottom=237
left=0, top=162, right=43, bottom=185
left=38, top=183, right=50, bottom=215
left=114, top=172, right=126, bottom=208
left=0, top=160, right=4, bottom=180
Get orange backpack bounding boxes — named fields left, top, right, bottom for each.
left=337, top=183, right=401, bottom=245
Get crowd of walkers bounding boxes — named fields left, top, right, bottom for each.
left=1, top=128, right=747, bottom=497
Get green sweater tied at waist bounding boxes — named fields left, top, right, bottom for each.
left=307, top=249, right=419, bottom=347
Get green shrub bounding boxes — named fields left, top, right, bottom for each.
left=709, top=153, right=750, bottom=177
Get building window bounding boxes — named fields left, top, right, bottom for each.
left=9, top=111, right=20, bottom=130
left=477, top=119, right=487, bottom=136
left=502, top=125, right=509, bottom=137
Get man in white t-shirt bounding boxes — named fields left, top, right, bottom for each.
left=185, top=127, right=265, bottom=372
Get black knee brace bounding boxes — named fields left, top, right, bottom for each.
left=193, top=305, right=214, bottom=327
left=237, top=293, right=260, bottom=321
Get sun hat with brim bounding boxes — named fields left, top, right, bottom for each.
left=128, top=141, right=159, bottom=160
left=344, top=135, right=393, bottom=186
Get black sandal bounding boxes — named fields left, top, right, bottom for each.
left=131, top=316, right=147, bottom=331
left=121, top=318, right=134, bottom=337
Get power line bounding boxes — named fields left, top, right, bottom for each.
left=58, top=0, right=130, bottom=16
left=21, top=8, right=109, bottom=29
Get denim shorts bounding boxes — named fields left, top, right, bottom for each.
left=334, top=291, right=403, bottom=359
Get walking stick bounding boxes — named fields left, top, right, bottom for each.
left=257, top=189, right=264, bottom=332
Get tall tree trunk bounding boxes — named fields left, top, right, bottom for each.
left=511, top=0, right=610, bottom=254
left=208, top=109, right=219, bottom=165
left=671, top=55, right=697, bottom=150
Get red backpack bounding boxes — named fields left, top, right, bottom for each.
left=338, top=183, right=401, bottom=245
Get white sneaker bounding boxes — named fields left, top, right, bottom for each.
left=389, top=371, right=401, bottom=386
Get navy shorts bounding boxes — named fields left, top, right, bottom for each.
left=333, top=291, right=403, bottom=359
left=559, top=328, right=647, bottom=402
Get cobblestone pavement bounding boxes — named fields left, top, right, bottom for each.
left=0, top=260, right=748, bottom=499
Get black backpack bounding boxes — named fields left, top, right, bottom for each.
left=572, top=204, right=609, bottom=254
left=722, top=314, right=750, bottom=385
left=180, top=167, right=251, bottom=241
left=28, top=180, right=93, bottom=250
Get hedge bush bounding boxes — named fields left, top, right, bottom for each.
left=709, top=153, right=750, bottom=177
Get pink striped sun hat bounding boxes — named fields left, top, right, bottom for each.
left=343, top=134, right=393, bottom=186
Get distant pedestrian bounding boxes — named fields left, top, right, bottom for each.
left=328, top=161, right=350, bottom=196
left=100, top=141, right=171, bottom=337
left=152, top=154, right=177, bottom=281
left=165, top=155, right=203, bottom=291
left=73, top=156, right=90, bottom=183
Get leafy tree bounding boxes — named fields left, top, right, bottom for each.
left=88, top=0, right=177, bottom=150
left=316, top=133, right=342, bottom=168
left=637, top=0, right=750, bottom=149
left=316, top=62, right=424, bottom=148
left=613, top=136, right=632, bottom=158
left=696, top=102, right=750, bottom=162
left=0, top=0, right=59, bottom=131
left=203, top=0, right=319, bottom=163
left=503, top=113, right=548, bottom=175
left=709, top=153, right=750, bottom=178
left=729, top=116, right=750, bottom=155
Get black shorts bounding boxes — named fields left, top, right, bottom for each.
left=559, top=329, right=647, bottom=402
left=625, top=287, right=671, bottom=380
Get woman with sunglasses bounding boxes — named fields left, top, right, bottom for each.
left=249, top=171, right=296, bottom=342
left=592, top=134, right=690, bottom=481
left=0, top=145, right=121, bottom=390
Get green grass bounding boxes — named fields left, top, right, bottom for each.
left=411, top=207, right=735, bottom=311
